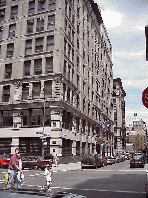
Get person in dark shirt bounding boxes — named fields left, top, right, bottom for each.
left=7, top=148, right=23, bottom=189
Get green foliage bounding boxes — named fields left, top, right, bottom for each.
left=44, top=154, right=54, bottom=160
left=133, top=135, right=142, bottom=152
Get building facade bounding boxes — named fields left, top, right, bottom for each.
left=113, top=78, right=126, bottom=154
left=0, top=0, right=114, bottom=156
left=126, top=116, right=147, bottom=152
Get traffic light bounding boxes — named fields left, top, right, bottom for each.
left=145, top=26, right=148, bottom=61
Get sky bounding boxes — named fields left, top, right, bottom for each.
left=95, top=0, right=148, bottom=126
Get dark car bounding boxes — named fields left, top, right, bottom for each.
left=22, top=156, right=51, bottom=170
left=130, top=155, right=145, bottom=168
left=81, top=154, right=102, bottom=169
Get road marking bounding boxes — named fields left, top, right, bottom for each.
left=29, top=175, right=35, bottom=177
left=119, top=169, right=146, bottom=172
left=21, top=184, right=146, bottom=194
left=0, top=180, right=4, bottom=183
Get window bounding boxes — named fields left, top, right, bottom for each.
left=49, top=0, right=56, bottom=10
left=0, top=9, right=5, bottom=22
left=22, top=83, right=29, bottom=100
left=47, top=35, right=54, bottom=51
left=45, top=81, right=52, bottom=97
left=9, top=24, right=16, bottom=38
left=7, top=43, right=14, bottom=58
left=5, top=64, right=12, bottom=79
left=46, top=57, right=53, bottom=73
left=2, top=111, right=13, bottom=127
left=0, top=0, right=6, bottom=6
left=25, top=39, right=32, bottom=55
left=38, top=0, right=45, bottom=12
left=67, top=87, right=70, bottom=103
left=52, top=141, right=56, bottom=144
left=32, top=82, right=41, bottom=99
left=27, top=19, right=34, bottom=34
left=36, top=17, right=44, bottom=32
left=34, top=58, right=42, bottom=75
left=35, top=37, right=43, bottom=53
left=31, top=109, right=42, bottom=126
left=24, top=60, right=31, bottom=76
left=29, top=0, right=35, bottom=15
left=2, top=85, right=10, bottom=102
left=63, top=60, right=66, bottom=76
left=22, top=110, right=29, bottom=126
left=68, top=64, right=70, bottom=81
left=0, top=26, right=3, bottom=41
left=11, top=5, right=18, bottom=19
left=48, top=15, right=55, bottom=30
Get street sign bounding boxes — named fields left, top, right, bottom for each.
left=36, top=132, right=43, bottom=135
left=142, top=87, right=148, bottom=108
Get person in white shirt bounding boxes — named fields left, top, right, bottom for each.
left=42, top=164, right=52, bottom=191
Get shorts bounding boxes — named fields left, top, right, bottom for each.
left=46, top=180, right=51, bottom=186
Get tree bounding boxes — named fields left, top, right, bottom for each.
left=133, top=135, right=142, bottom=152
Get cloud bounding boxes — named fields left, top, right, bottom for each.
left=131, top=25, right=145, bottom=32
left=101, top=9, right=123, bottom=28
left=125, top=106, right=148, bottom=125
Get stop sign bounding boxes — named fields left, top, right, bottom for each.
left=142, top=87, right=148, bottom=108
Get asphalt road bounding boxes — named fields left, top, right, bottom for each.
left=0, top=160, right=147, bottom=198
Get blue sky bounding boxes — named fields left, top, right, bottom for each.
left=95, top=0, right=148, bottom=126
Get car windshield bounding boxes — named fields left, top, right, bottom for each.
left=133, top=156, right=141, bottom=160
left=37, top=157, right=44, bottom=161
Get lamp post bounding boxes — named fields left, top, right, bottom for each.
left=42, top=84, right=46, bottom=157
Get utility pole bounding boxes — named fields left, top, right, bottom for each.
left=41, top=84, right=46, bottom=157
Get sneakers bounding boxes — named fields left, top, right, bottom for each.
left=40, top=186, right=44, bottom=190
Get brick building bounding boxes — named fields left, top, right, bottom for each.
left=0, top=0, right=114, bottom=156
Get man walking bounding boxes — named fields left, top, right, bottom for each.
left=7, top=148, right=23, bottom=189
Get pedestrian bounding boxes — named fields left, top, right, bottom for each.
left=41, top=164, right=52, bottom=191
left=18, top=154, right=25, bottom=184
left=7, top=148, right=23, bottom=189
left=54, top=153, right=59, bottom=167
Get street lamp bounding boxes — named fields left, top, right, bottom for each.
left=41, top=83, right=46, bottom=157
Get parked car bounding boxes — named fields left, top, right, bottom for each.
left=22, top=156, right=52, bottom=170
left=120, top=154, right=125, bottom=161
left=111, top=156, right=116, bottom=164
left=130, top=154, right=145, bottom=168
left=115, top=155, right=121, bottom=163
left=97, top=154, right=107, bottom=167
left=81, top=154, right=102, bottom=169
left=105, top=156, right=114, bottom=165
left=0, top=156, right=10, bottom=168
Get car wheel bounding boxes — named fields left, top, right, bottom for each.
left=34, top=165, right=38, bottom=170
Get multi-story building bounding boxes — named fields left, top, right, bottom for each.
left=0, top=0, right=114, bottom=156
left=126, top=116, right=147, bottom=151
left=113, top=78, right=126, bottom=154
